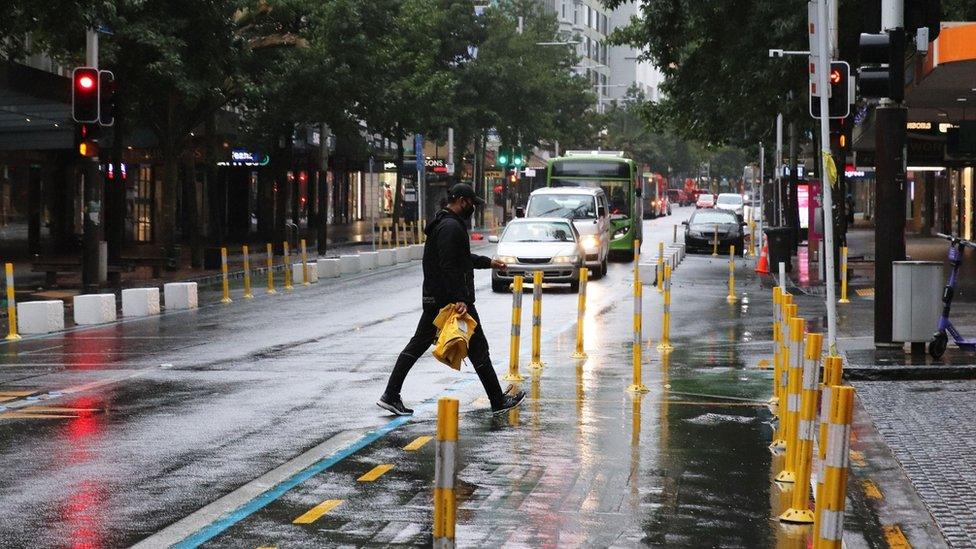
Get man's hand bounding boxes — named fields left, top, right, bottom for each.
left=491, top=259, right=508, bottom=271
left=454, top=302, right=468, bottom=316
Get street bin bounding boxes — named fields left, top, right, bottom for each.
left=764, top=226, right=793, bottom=273
left=892, top=261, right=943, bottom=344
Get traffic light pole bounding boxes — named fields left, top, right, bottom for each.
left=815, top=0, right=839, bottom=354
left=82, top=29, right=103, bottom=292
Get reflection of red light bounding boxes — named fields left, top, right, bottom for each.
left=63, top=480, right=105, bottom=549
left=299, top=171, right=307, bottom=182
left=300, top=197, right=306, bottom=204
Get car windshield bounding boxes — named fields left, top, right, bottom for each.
left=691, top=211, right=737, bottom=224
left=526, top=194, right=597, bottom=219
left=717, top=194, right=743, bottom=205
left=698, top=195, right=714, bottom=203
left=551, top=178, right=630, bottom=217
left=503, top=221, right=576, bottom=243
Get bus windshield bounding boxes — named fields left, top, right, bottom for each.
left=550, top=178, right=631, bottom=217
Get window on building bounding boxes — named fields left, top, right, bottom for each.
left=133, top=164, right=153, bottom=242
left=561, top=1, right=566, bottom=19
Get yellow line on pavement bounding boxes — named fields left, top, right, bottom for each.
left=883, top=524, right=911, bottom=548
left=292, top=499, right=343, bottom=525
left=403, top=436, right=433, bottom=451
left=0, top=412, right=78, bottom=419
left=862, top=479, right=884, bottom=499
left=256, top=546, right=277, bottom=549
left=22, top=406, right=101, bottom=413
left=357, top=464, right=394, bottom=482
left=855, top=288, right=875, bottom=297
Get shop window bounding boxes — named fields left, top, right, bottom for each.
left=133, top=164, right=153, bottom=242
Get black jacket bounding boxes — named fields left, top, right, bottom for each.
left=422, top=208, right=492, bottom=307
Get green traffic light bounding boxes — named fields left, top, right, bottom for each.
left=498, top=154, right=509, bottom=165
left=514, top=156, right=524, bottom=167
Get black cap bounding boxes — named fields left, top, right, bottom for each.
left=447, top=183, right=485, bottom=205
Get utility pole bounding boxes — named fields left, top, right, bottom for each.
left=775, top=114, right=783, bottom=225
left=874, top=0, right=907, bottom=347
left=814, top=0, right=839, bottom=353
left=759, top=141, right=765, bottom=253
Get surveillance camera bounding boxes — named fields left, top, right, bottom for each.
left=769, top=49, right=784, bottom=58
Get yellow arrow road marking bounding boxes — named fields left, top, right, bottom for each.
left=883, top=524, right=911, bottom=548
left=862, top=479, right=883, bottom=499
left=292, top=499, right=343, bottom=524
left=849, top=450, right=866, bottom=467
left=357, top=464, right=394, bottom=482
left=403, top=435, right=433, bottom=451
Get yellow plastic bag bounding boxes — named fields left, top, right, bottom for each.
left=432, top=304, right=478, bottom=371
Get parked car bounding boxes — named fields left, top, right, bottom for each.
left=522, top=187, right=610, bottom=278
left=682, top=209, right=744, bottom=255
left=489, top=218, right=584, bottom=292
left=666, top=189, right=687, bottom=208
left=715, top=193, right=745, bottom=219
left=696, top=193, right=716, bottom=209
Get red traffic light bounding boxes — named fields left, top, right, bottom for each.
left=829, top=69, right=842, bottom=84
left=78, top=75, right=95, bottom=90
left=72, top=67, right=99, bottom=123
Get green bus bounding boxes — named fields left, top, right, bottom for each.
left=545, top=151, right=642, bottom=258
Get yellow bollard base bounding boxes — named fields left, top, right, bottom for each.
left=838, top=298, right=851, bottom=304
left=5, top=333, right=22, bottom=341
left=285, top=285, right=294, bottom=291
left=778, top=507, right=815, bottom=524
left=503, top=373, right=525, bottom=382
left=571, top=351, right=588, bottom=360
left=768, top=395, right=780, bottom=406
left=303, top=282, right=311, bottom=286
left=529, top=361, right=545, bottom=370
left=726, top=294, right=738, bottom=303
left=656, top=342, right=674, bottom=353
left=266, top=289, right=277, bottom=295
left=774, top=469, right=796, bottom=483
left=626, top=383, right=650, bottom=394
left=220, top=297, right=233, bottom=304
left=243, top=293, right=254, bottom=299
left=757, top=358, right=770, bottom=368
left=768, top=439, right=786, bottom=454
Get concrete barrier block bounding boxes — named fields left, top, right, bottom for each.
left=377, top=249, right=396, bottom=267
left=293, top=263, right=319, bottom=284
left=638, top=262, right=657, bottom=285
left=410, top=244, right=424, bottom=260
left=340, top=255, right=361, bottom=275
left=164, top=282, right=198, bottom=310
left=73, top=293, right=117, bottom=325
left=121, top=288, right=160, bottom=317
left=359, top=251, right=379, bottom=270
left=17, top=300, right=64, bottom=334
left=317, top=258, right=341, bottom=279
left=395, top=247, right=412, bottom=264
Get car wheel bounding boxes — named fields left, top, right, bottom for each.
left=491, top=279, right=507, bottom=293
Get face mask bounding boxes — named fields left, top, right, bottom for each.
left=461, top=200, right=475, bottom=219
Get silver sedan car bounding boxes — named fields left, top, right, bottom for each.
left=488, top=218, right=585, bottom=293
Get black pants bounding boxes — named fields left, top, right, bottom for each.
left=384, top=303, right=504, bottom=407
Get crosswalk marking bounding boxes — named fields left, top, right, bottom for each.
left=403, top=436, right=433, bottom=451
left=357, top=464, right=394, bottom=482
left=292, top=499, right=343, bottom=525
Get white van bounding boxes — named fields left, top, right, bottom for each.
left=522, top=187, right=611, bottom=278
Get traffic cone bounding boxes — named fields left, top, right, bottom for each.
left=755, top=243, right=770, bottom=274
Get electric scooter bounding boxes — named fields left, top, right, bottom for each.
left=930, top=233, right=976, bottom=359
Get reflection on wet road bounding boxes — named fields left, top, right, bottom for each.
left=0, top=208, right=860, bottom=547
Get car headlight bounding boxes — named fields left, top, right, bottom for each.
left=495, top=255, right=517, bottom=264
left=552, top=255, right=579, bottom=264
left=581, top=235, right=600, bottom=251
left=612, top=226, right=629, bottom=240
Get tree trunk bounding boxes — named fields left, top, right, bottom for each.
left=160, top=150, right=180, bottom=266
left=317, top=123, right=329, bottom=255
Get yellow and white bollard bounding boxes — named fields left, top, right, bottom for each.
left=300, top=239, right=310, bottom=286
left=712, top=227, right=719, bottom=256
left=657, top=242, right=664, bottom=293
left=727, top=245, right=737, bottom=303
left=529, top=271, right=544, bottom=369
left=780, top=331, right=824, bottom=523
left=571, top=267, right=589, bottom=360
left=770, top=295, right=795, bottom=453
left=433, top=397, right=459, bottom=549
left=815, top=355, right=845, bottom=545
left=283, top=241, right=293, bottom=291
left=5, top=262, right=20, bottom=340
left=628, top=256, right=649, bottom=394
left=838, top=246, right=850, bottom=303
left=748, top=220, right=756, bottom=257
left=814, top=385, right=855, bottom=549
left=769, top=287, right=783, bottom=405
left=505, top=275, right=525, bottom=382
left=775, top=315, right=804, bottom=483
left=220, top=247, right=232, bottom=304
left=242, top=245, right=254, bottom=299
left=266, top=243, right=276, bottom=294
left=657, top=263, right=673, bottom=353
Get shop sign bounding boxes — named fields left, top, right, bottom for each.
left=485, top=170, right=503, bottom=179
left=217, top=149, right=270, bottom=167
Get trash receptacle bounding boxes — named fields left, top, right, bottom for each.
left=892, top=261, right=943, bottom=343
left=764, top=227, right=793, bottom=273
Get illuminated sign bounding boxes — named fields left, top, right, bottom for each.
left=218, top=149, right=270, bottom=167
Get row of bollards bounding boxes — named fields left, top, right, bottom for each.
left=765, top=274, right=855, bottom=547
left=219, top=239, right=313, bottom=304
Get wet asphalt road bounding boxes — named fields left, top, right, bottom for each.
left=0, top=207, right=878, bottom=548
